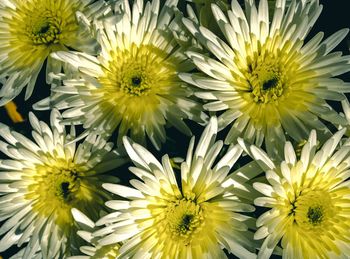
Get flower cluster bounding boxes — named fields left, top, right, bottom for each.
left=0, top=0, right=349, bottom=258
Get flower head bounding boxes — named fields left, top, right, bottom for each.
left=239, top=129, right=350, bottom=258
left=42, top=0, right=207, bottom=150
left=181, top=0, right=350, bottom=158
left=0, top=0, right=109, bottom=105
left=0, top=110, right=124, bottom=258
left=95, top=117, right=259, bottom=258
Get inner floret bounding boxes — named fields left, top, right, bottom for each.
left=246, top=52, right=286, bottom=104
left=27, top=14, right=62, bottom=45
left=164, top=199, right=204, bottom=245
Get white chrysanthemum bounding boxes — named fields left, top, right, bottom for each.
left=239, top=129, right=350, bottom=258
left=0, top=0, right=110, bottom=105
left=0, top=110, right=125, bottom=258
left=69, top=209, right=121, bottom=259
left=181, top=0, right=350, bottom=158
left=39, top=0, right=207, bottom=150
left=94, top=117, right=261, bottom=258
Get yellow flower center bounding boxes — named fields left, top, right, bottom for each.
left=27, top=14, right=61, bottom=45
left=5, top=0, right=82, bottom=51
left=52, top=169, right=80, bottom=202
left=164, top=199, right=204, bottom=245
left=26, top=158, right=88, bottom=228
left=3, top=0, right=83, bottom=70
left=246, top=51, right=287, bottom=104
left=292, top=190, right=335, bottom=230
left=15, top=0, right=80, bottom=47
left=120, top=68, right=152, bottom=97
left=99, top=43, right=177, bottom=98
left=230, top=36, right=320, bottom=129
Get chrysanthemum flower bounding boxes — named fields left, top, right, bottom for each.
left=0, top=110, right=125, bottom=258
left=181, top=0, right=350, bottom=158
left=239, top=129, right=350, bottom=258
left=94, top=117, right=260, bottom=258
left=69, top=209, right=121, bottom=259
left=40, top=0, right=207, bottom=150
left=0, top=0, right=109, bottom=105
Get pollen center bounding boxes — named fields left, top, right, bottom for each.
left=3, top=0, right=84, bottom=71
left=164, top=199, right=204, bottom=245
left=26, top=159, right=82, bottom=227
left=246, top=52, right=286, bottom=104
left=98, top=43, right=177, bottom=98
left=293, top=190, right=335, bottom=230
left=26, top=13, right=61, bottom=45
left=120, top=69, right=151, bottom=97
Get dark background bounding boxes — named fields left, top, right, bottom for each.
left=1, top=0, right=350, bottom=258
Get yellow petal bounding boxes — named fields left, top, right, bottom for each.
left=4, top=101, right=24, bottom=123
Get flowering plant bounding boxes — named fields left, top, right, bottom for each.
left=0, top=0, right=349, bottom=258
